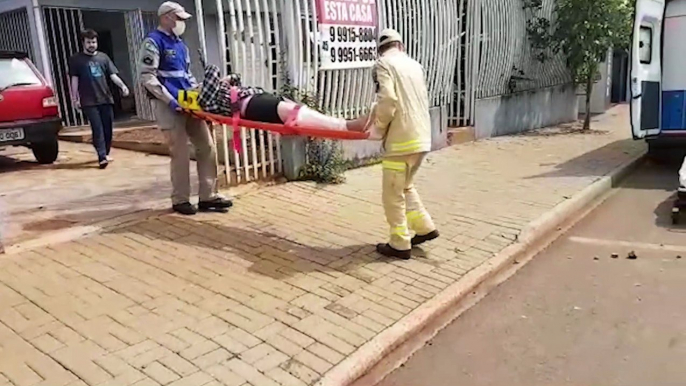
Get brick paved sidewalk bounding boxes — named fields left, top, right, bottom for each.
left=0, top=106, right=645, bottom=386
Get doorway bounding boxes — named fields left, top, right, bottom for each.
left=43, top=7, right=153, bottom=128
left=611, top=49, right=629, bottom=104
left=81, top=10, right=136, bottom=122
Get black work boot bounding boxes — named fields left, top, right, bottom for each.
left=411, top=230, right=440, bottom=247
left=173, top=202, right=197, bottom=215
left=376, top=243, right=411, bottom=260
left=199, top=197, right=233, bottom=213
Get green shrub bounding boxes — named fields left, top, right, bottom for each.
left=279, top=64, right=347, bottom=184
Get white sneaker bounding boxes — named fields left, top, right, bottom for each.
left=106, top=155, right=113, bottom=162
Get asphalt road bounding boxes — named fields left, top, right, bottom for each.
left=378, top=159, right=686, bottom=386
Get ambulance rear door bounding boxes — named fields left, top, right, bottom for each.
left=630, top=0, right=665, bottom=139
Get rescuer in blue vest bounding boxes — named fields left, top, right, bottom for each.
left=138, top=1, right=232, bottom=215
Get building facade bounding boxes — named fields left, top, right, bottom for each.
left=0, top=0, right=579, bottom=185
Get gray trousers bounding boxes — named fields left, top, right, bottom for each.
left=154, top=100, right=218, bottom=205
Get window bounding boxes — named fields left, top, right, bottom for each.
left=0, top=58, right=41, bottom=90
left=638, top=26, right=653, bottom=64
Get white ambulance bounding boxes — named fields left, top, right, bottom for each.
left=631, top=0, right=686, bottom=150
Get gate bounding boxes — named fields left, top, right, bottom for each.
left=218, top=0, right=285, bottom=185
left=125, top=9, right=158, bottom=122
left=42, top=7, right=159, bottom=128
left=0, top=8, right=34, bottom=58
left=42, top=7, right=86, bottom=127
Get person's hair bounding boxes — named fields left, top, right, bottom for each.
left=378, top=41, right=402, bottom=55
left=80, top=29, right=98, bottom=42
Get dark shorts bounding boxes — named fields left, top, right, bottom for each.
left=244, top=93, right=284, bottom=124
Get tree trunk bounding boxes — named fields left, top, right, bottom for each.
left=583, top=72, right=594, bottom=131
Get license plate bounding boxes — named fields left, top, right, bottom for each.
left=0, top=128, right=25, bottom=142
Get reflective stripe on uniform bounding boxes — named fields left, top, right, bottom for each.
left=158, top=70, right=187, bottom=78
left=382, top=160, right=407, bottom=171
left=407, top=210, right=424, bottom=222
left=391, top=225, right=408, bottom=236
left=389, top=139, right=430, bottom=153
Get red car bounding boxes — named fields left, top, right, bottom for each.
left=0, top=51, right=62, bottom=164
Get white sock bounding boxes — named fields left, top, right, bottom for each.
left=295, top=106, right=347, bottom=131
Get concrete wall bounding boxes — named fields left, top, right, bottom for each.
left=474, top=83, right=578, bottom=139
left=336, top=105, right=449, bottom=165
left=0, top=0, right=48, bottom=79
left=38, top=0, right=171, bottom=12
left=0, top=0, right=29, bottom=14
left=578, top=48, right=613, bottom=114
left=340, top=139, right=382, bottom=163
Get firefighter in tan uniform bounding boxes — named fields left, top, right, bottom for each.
left=364, top=29, right=440, bottom=259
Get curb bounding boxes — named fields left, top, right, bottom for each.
left=315, top=151, right=647, bottom=386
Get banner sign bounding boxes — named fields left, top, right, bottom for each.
left=316, top=0, right=379, bottom=70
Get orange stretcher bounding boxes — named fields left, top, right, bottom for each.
left=179, top=88, right=369, bottom=154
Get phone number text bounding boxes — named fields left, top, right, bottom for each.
left=328, top=26, right=377, bottom=43
left=329, top=46, right=377, bottom=63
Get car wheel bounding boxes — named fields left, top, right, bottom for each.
left=31, top=139, right=59, bottom=164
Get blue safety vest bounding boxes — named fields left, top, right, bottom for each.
left=146, top=29, right=194, bottom=100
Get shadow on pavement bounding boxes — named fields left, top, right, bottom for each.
left=523, top=139, right=638, bottom=180
left=0, top=155, right=99, bottom=172
left=3, top=208, right=170, bottom=248
left=115, top=215, right=390, bottom=281
left=652, top=194, right=685, bottom=230
left=621, top=159, right=679, bottom=192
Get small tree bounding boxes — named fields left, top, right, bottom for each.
left=524, top=0, right=633, bottom=130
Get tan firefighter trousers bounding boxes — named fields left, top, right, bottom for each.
left=382, top=152, right=436, bottom=251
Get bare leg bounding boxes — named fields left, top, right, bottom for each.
left=240, top=94, right=353, bottom=131
left=276, top=101, right=347, bottom=130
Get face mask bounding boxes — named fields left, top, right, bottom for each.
left=172, top=20, right=186, bottom=36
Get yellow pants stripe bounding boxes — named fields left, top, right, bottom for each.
left=389, top=139, right=430, bottom=153
left=382, top=160, right=407, bottom=172
left=407, top=210, right=424, bottom=222
left=391, top=225, right=408, bottom=236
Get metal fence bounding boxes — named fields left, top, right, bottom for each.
left=126, top=10, right=158, bottom=122
left=472, top=0, right=570, bottom=99
left=447, top=0, right=571, bottom=127
left=0, top=8, right=34, bottom=58
left=43, top=7, right=86, bottom=127
left=214, top=0, right=464, bottom=185
left=217, top=0, right=285, bottom=185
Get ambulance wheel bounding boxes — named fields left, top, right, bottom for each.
left=672, top=208, right=680, bottom=225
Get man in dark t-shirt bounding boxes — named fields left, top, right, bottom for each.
left=69, top=29, right=130, bottom=169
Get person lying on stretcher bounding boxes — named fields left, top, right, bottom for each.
left=196, top=64, right=372, bottom=133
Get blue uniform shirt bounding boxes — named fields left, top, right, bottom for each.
left=138, top=28, right=197, bottom=105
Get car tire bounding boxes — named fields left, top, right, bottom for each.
left=31, top=139, right=59, bottom=164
